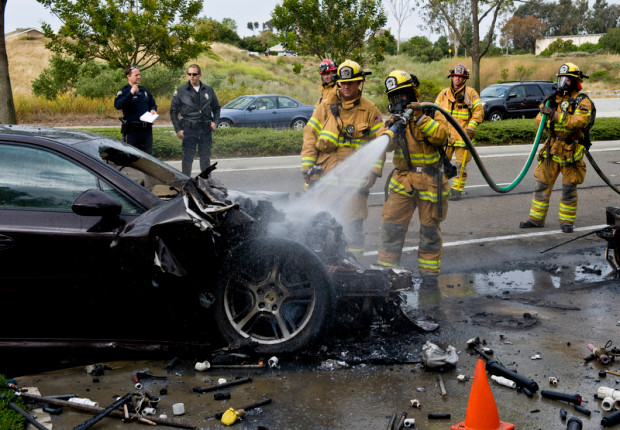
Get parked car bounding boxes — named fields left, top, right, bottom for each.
left=0, top=126, right=410, bottom=356
left=480, top=81, right=556, bottom=121
left=217, top=94, right=313, bottom=130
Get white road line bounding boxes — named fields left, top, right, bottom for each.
left=363, top=224, right=608, bottom=256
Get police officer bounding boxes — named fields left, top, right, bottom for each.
left=519, top=63, right=592, bottom=233
left=114, top=65, right=158, bottom=154
left=377, top=71, right=450, bottom=281
left=302, top=59, right=385, bottom=260
left=170, top=64, right=221, bottom=176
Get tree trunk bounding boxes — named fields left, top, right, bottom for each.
left=0, top=0, right=17, bottom=124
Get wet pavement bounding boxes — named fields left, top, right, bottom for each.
left=9, top=239, right=620, bottom=429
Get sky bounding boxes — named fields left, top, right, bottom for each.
left=5, top=0, right=439, bottom=42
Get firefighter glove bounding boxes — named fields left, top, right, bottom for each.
left=465, top=128, right=475, bottom=139
left=541, top=105, right=553, bottom=116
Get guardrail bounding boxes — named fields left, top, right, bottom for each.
left=584, top=90, right=620, bottom=99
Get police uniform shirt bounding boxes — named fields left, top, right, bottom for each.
left=114, top=84, right=158, bottom=122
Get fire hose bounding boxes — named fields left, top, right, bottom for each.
left=410, top=102, right=620, bottom=196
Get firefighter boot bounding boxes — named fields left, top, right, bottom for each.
left=519, top=220, right=543, bottom=229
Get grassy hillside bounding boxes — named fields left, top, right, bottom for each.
left=7, top=37, right=620, bottom=125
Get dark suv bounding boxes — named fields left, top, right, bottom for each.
left=480, top=81, right=556, bottom=121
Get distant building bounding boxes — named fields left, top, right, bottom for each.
left=535, top=34, right=604, bottom=55
left=5, top=28, right=45, bottom=40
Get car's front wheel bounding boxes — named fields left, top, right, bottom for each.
left=217, top=119, right=233, bottom=128
left=291, top=118, right=307, bottom=131
left=214, top=237, right=334, bottom=354
left=488, top=110, right=505, bottom=121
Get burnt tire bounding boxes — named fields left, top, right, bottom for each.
left=214, top=237, right=334, bottom=354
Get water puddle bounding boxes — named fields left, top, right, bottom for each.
left=401, top=265, right=615, bottom=309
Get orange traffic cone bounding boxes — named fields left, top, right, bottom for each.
left=451, top=359, right=515, bottom=430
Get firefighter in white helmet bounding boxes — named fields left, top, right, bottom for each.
left=519, top=62, right=593, bottom=234
left=434, top=63, right=484, bottom=200
left=302, top=59, right=385, bottom=260
left=377, top=70, right=450, bottom=281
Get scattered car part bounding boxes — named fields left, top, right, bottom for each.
left=541, top=390, right=582, bottom=405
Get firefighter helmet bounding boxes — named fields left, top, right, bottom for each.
left=319, top=59, right=337, bottom=75
left=336, top=59, right=371, bottom=83
left=556, top=63, right=588, bottom=81
left=384, top=70, right=420, bottom=113
left=447, top=63, right=469, bottom=79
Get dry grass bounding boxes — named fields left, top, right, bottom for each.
left=7, top=38, right=54, bottom=95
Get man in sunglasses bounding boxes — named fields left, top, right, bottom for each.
left=114, top=65, right=158, bottom=154
left=170, top=64, right=221, bottom=177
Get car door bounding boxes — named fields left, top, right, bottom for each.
left=276, top=96, right=300, bottom=128
left=524, top=84, right=545, bottom=117
left=0, top=142, right=144, bottom=337
left=247, top=96, right=279, bottom=128
left=505, top=85, right=527, bottom=118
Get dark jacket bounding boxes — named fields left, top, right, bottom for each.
left=114, top=84, right=157, bottom=122
left=170, top=81, right=221, bottom=132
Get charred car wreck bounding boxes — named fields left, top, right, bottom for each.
left=0, top=126, right=413, bottom=356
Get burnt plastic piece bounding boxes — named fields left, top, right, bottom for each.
left=541, top=390, right=582, bottom=405
left=214, top=392, right=231, bottom=400
left=560, top=408, right=568, bottom=421
left=428, top=413, right=451, bottom=419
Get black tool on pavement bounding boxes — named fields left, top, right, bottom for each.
left=566, top=416, right=583, bottom=430
left=486, top=360, right=539, bottom=393
left=193, top=377, right=252, bottom=393
left=428, top=413, right=451, bottom=419
left=540, top=390, right=582, bottom=405
left=602, top=409, right=620, bottom=427
left=573, top=404, right=591, bottom=416
left=73, top=393, right=132, bottom=430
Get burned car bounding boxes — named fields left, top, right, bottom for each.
left=0, top=126, right=412, bottom=356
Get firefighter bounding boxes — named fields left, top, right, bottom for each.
left=434, top=64, right=484, bottom=200
left=519, top=63, right=592, bottom=234
left=302, top=59, right=338, bottom=188
left=302, top=59, right=385, bottom=260
left=377, top=71, right=450, bottom=281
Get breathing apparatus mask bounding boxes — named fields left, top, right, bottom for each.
left=387, top=88, right=417, bottom=114
left=557, top=76, right=572, bottom=94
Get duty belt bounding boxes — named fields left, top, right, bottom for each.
left=185, top=120, right=212, bottom=129
left=128, top=121, right=152, bottom=128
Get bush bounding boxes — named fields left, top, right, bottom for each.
left=0, top=375, right=25, bottom=429
left=75, top=64, right=124, bottom=98
left=590, top=70, right=610, bottom=82
left=32, top=54, right=80, bottom=100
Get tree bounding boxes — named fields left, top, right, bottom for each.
left=417, top=0, right=512, bottom=92
left=501, top=15, right=545, bottom=53
left=420, top=0, right=470, bottom=59
left=385, top=0, right=415, bottom=53
left=514, top=0, right=589, bottom=37
left=584, top=0, right=620, bottom=34
left=196, top=18, right=241, bottom=45
left=599, top=28, right=620, bottom=54
left=37, top=0, right=208, bottom=70
left=271, top=0, right=387, bottom=64
left=0, top=0, right=17, bottom=123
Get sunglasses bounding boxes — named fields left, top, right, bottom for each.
left=187, top=73, right=200, bottom=76
left=129, top=65, right=138, bottom=70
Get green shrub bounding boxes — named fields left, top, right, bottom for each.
left=0, top=375, right=25, bottom=430
left=75, top=64, right=124, bottom=98
left=32, top=54, right=80, bottom=100
left=590, top=70, right=610, bottom=82
left=292, top=62, right=303, bottom=74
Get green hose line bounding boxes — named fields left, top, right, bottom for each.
left=418, top=102, right=547, bottom=193
left=585, top=150, right=620, bottom=196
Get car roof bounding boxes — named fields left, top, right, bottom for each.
left=0, top=124, right=142, bottom=159
left=494, top=81, right=554, bottom=85
left=233, top=94, right=297, bottom=98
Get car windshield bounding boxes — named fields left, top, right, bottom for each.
left=480, top=85, right=510, bottom=98
left=73, top=139, right=185, bottom=200
left=223, top=96, right=255, bottom=110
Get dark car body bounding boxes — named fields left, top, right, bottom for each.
left=480, top=81, right=556, bottom=121
left=0, top=125, right=339, bottom=356
left=217, top=94, right=314, bottom=130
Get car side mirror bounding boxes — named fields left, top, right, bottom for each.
left=72, top=189, right=123, bottom=231
left=507, top=93, right=516, bottom=99
left=247, top=105, right=256, bottom=111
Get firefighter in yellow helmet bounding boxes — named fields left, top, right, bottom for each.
left=519, top=62, right=592, bottom=234
left=434, top=64, right=484, bottom=200
left=377, top=71, right=450, bottom=281
left=302, top=59, right=385, bottom=260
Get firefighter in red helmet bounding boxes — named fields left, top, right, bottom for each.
left=434, top=63, right=484, bottom=200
